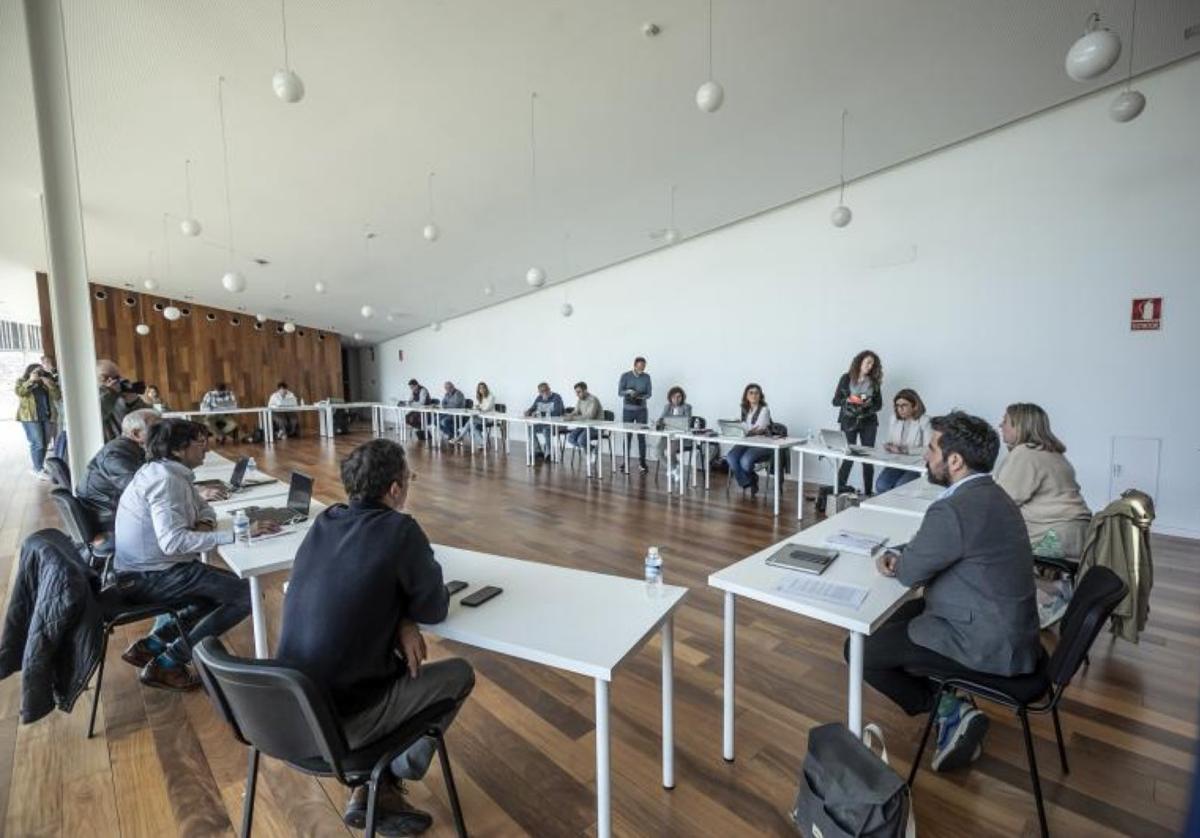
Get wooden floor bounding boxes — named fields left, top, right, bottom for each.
left=0, top=420, right=1195, bottom=837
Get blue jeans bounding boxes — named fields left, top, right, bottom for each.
left=622, top=405, right=648, bottom=465
left=532, top=424, right=552, bottom=454
left=875, top=467, right=918, bottom=494
left=115, top=562, right=251, bottom=664
left=567, top=428, right=589, bottom=448
left=726, top=445, right=771, bottom=488
left=439, top=415, right=457, bottom=437
left=21, top=421, right=51, bottom=471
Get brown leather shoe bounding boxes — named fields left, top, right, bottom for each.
left=343, top=779, right=433, bottom=835
left=121, top=638, right=159, bottom=667
left=138, top=659, right=200, bottom=692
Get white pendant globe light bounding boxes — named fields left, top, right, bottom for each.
left=164, top=305, right=182, bottom=321
left=143, top=278, right=159, bottom=291
left=222, top=271, right=246, bottom=293
left=1109, top=3, right=1146, bottom=123
left=360, top=304, right=374, bottom=318
left=256, top=313, right=267, bottom=322
left=483, top=283, right=494, bottom=296
left=271, top=0, right=305, bottom=103
left=696, top=81, right=724, bottom=113
left=283, top=320, right=296, bottom=333
left=695, top=1, right=724, bottom=113
left=272, top=69, right=305, bottom=103
left=313, top=280, right=326, bottom=294
left=830, top=109, right=854, bottom=229
left=560, top=302, right=573, bottom=317
left=663, top=227, right=680, bottom=245
left=525, top=266, right=546, bottom=288
left=136, top=323, right=151, bottom=336
left=353, top=331, right=364, bottom=341
left=422, top=172, right=440, bottom=242
left=422, top=223, right=440, bottom=242
left=216, top=78, right=248, bottom=293
left=430, top=321, right=442, bottom=332
left=1066, top=13, right=1122, bottom=82
left=179, top=159, right=202, bottom=237
left=1110, top=89, right=1146, bottom=122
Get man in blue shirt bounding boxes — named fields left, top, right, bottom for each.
left=523, top=382, right=564, bottom=461
left=616, top=356, right=652, bottom=472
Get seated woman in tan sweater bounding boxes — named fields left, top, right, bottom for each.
left=996, top=403, right=1092, bottom=559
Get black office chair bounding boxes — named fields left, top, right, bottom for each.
left=193, top=638, right=468, bottom=838
left=904, top=567, right=1128, bottom=838
left=43, top=455, right=71, bottom=490
left=48, top=487, right=111, bottom=571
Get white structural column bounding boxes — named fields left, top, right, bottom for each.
left=24, top=0, right=104, bottom=472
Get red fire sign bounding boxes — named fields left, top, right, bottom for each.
left=1131, top=297, right=1162, bottom=331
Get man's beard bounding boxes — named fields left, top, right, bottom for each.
left=926, top=457, right=951, bottom=487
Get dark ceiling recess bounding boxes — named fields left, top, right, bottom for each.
left=253, top=257, right=270, bottom=266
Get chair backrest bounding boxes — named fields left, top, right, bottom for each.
left=49, top=487, right=97, bottom=547
left=1048, top=566, right=1128, bottom=688
left=603, top=410, right=614, bottom=421
left=691, top=416, right=707, bottom=430
left=464, top=398, right=473, bottom=409
left=44, top=456, right=72, bottom=490
left=193, top=637, right=351, bottom=776
left=495, top=403, right=506, bottom=414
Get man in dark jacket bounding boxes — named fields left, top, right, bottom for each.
left=277, top=438, right=474, bottom=835
left=0, top=529, right=105, bottom=724
left=77, top=408, right=160, bottom=531
left=854, top=411, right=1039, bottom=774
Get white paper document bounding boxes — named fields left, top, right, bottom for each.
left=823, top=529, right=888, bottom=556
left=774, top=574, right=870, bottom=610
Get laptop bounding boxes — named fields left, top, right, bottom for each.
left=820, top=428, right=873, bottom=456
left=194, top=457, right=274, bottom=492
left=660, top=415, right=690, bottom=432
left=717, top=419, right=746, bottom=438
left=244, top=472, right=314, bottom=525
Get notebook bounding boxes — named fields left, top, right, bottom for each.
left=766, top=545, right=839, bottom=575
left=774, top=575, right=870, bottom=610
left=823, top=529, right=889, bottom=556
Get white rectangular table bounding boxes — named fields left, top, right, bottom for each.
left=164, top=406, right=272, bottom=445
left=861, top=477, right=941, bottom=518
left=792, top=440, right=926, bottom=520
left=428, top=547, right=686, bottom=838
left=672, top=432, right=805, bottom=516
left=265, top=403, right=331, bottom=438
left=709, top=505, right=922, bottom=751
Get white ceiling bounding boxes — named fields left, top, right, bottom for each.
left=2, top=0, right=1198, bottom=338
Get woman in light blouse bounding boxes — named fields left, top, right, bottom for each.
left=726, top=383, right=772, bottom=497
left=874, top=388, right=931, bottom=494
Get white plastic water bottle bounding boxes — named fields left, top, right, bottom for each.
left=246, top=456, right=257, bottom=477
left=644, top=546, right=663, bottom=586
left=233, top=509, right=251, bottom=545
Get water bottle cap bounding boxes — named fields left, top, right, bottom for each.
left=649, top=546, right=659, bottom=554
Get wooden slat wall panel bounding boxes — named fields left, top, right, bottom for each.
left=88, top=283, right=343, bottom=413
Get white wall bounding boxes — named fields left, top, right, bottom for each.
left=370, top=59, right=1200, bottom=537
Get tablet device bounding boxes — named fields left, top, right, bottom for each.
left=766, top=545, right=839, bottom=575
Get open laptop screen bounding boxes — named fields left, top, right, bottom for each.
left=286, top=472, right=314, bottom=516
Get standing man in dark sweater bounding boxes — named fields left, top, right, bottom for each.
left=617, top=356, right=652, bottom=473
left=277, top=439, right=474, bottom=835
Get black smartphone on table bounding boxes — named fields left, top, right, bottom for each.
left=446, top=580, right=468, bottom=596
left=461, top=586, right=503, bottom=607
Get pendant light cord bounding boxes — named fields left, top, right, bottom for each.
left=184, top=159, right=195, bottom=217
left=707, top=0, right=714, bottom=81
left=1126, top=0, right=1138, bottom=88
left=217, top=77, right=235, bottom=261
left=280, top=0, right=291, bottom=70
left=161, top=213, right=172, bottom=281
left=427, top=171, right=436, bottom=220
left=529, top=91, right=538, bottom=190
left=668, top=184, right=676, bottom=229
left=838, top=108, right=848, bottom=203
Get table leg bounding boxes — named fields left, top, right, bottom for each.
left=261, top=411, right=273, bottom=448
left=585, top=426, right=592, bottom=478
left=848, top=631, right=864, bottom=736
left=249, top=576, right=269, bottom=658
left=773, top=447, right=781, bottom=517
left=723, top=592, right=735, bottom=761
left=797, top=448, right=805, bottom=520
left=662, top=616, right=675, bottom=789
left=666, top=434, right=674, bottom=494
left=595, top=678, right=611, bottom=838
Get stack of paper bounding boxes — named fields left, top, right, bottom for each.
left=774, top=575, right=870, bottom=609
left=823, top=530, right=888, bottom=556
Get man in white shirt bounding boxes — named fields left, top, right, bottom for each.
left=268, top=381, right=301, bottom=439
left=114, top=418, right=278, bottom=691
left=199, top=382, right=239, bottom=443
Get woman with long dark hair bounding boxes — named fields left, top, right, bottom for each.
left=875, top=388, right=931, bottom=493
left=726, top=383, right=773, bottom=497
left=831, top=350, right=883, bottom=494
left=14, top=362, right=60, bottom=478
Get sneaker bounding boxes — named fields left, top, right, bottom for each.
left=138, top=659, right=201, bottom=692
left=121, top=638, right=161, bottom=667
left=343, top=779, right=433, bottom=835
left=932, top=702, right=989, bottom=772
left=639, top=463, right=648, bottom=474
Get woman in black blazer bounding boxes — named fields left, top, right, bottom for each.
left=832, top=350, right=883, bottom=494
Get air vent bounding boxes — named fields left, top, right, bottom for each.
left=94, top=289, right=108, bottom=301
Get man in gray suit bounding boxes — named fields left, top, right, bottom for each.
left=857, top=411, right=1040, bottom=773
